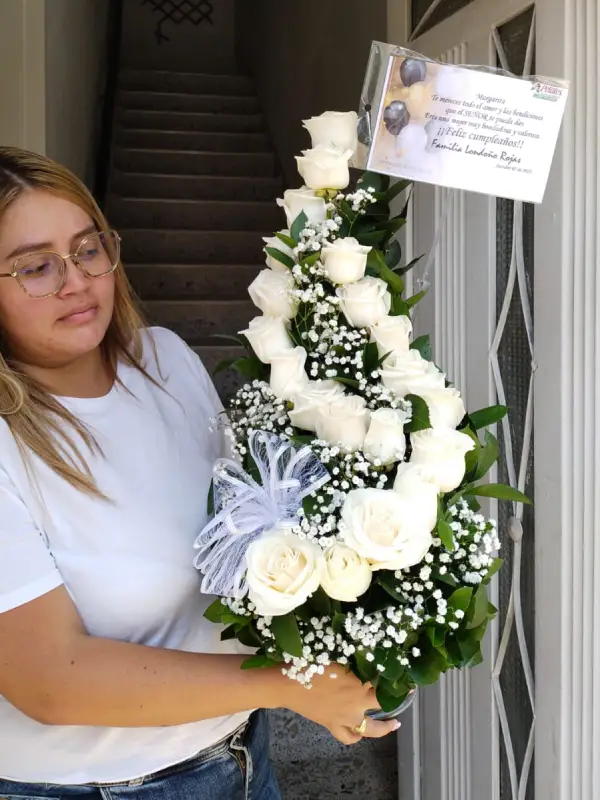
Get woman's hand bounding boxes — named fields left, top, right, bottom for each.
left=280, top=666, right=400, bottom=745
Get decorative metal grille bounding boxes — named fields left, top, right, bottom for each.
left=491, top=7, right=536, bottom=800
left=141, top=0, right=214, bottom=44
left=410, top=0, right=477, bottom=39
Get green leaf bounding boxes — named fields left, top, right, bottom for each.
left=469, top=483, right=532, bottom=505
left=473, top=431, right=499, bottom=480
left=466, top=583, right=489, bottom=630
left=437, top=519, right=456, bottom=552
left=357, top=171, right=390, bottom=193
left=469, top=405, right=508, bottom=429
left=376, top=573, right=405, bottom=603
left=447, top=587, right=473, bottom=613
left=405, top=394, right=431, bottom=432
left=385, top=239, right=402, bottom=268
left=301, top=251, right=321, bottom=267
left=211, top=333, right=251, bottom=351
left=376, top=679, right=405, bottom=712
left=270, top=613, right=303, bottom=658
left=220, top=624, right=239, bottom=641
left=237, top=625, right=263, bottom=648
left=363, top=342, right=381, bottom=375
left=456, top=629, right=484, bottom=664
left=390, top=294, right=410, bottom=316
left=381, top=651, right=405, bottom=683
left=307, top=586, right=331, bottom=617
left=241, top=654, right=280, bottom=670
left=232, top=357, right=268, bottom=381
left=332, top=612, right=345, bottom=636
left=207, top=479, right=215, bottom=516
left=332, top=376, right=360, bottom=389
left=204, top=598, right=228, bottom=623
left=406, top=288, right=428, bottom=308
left=385, top=178, right=411, bottom=203
left=338, top=198, right=357, bottom=223
left=484, top=557, right=503, bottom=583
left=385, top=215, right=408, bottom=238
left=290, top=210, right=308, bottom=242
left=393, top=253, right=423, bottom=276
left=408, top=644, right=447, bottom=685
left=410, top=334, right=432, bottom=361
left=367, top=250, right=405, bottom=294
left=265, top=246, right=295, bottom=269
left=354, top=649, right=378, bottom=682
left=276, top=231, right=297, bottom=248
left=358, top=229, right=388, bottom=246
left=213, top=357, right=239, bottom=376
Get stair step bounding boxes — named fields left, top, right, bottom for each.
left=117, top=108, right=264, bottom=133
left=119, top=69, right=254, bottom=96
left=121, top=229, right=267, bottom=265
left=118, top=90, right=260, bottom=115
left=143, top=300, right=255, bottom=341
left=109, top=197, right=280, bottom=232
left=126, top=263, right=261, bottom=300
left=113, top=148, right=277, bottom=177
left=116, top=129, right=271, bottom=153
left=112, top=172, right=282, bottom=202
left=193, top=344, right=246, bottom=401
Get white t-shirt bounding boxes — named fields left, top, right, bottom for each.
left=0, top=327, right=250, bottom=785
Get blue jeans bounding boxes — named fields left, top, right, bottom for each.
left=0, top=711, right=281, bottom=800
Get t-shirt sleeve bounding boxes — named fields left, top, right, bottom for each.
left=0, top=465, right=64, bottom=614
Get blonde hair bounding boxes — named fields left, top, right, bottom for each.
left=0, top=146, right=150, bottom=495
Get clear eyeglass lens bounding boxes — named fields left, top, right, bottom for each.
left=76, top=231, right=119, bottom=275
left=16, top=254, right=64, bottom=297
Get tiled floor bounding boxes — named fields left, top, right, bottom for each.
left=269, top=709, right=398, bottom=799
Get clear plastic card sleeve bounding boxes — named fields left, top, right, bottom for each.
left=353, top=42, right=569, bottom=203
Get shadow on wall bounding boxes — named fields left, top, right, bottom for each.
left=235, top=0, right=388, bottom=188
left=120, top=0, right=235, bottom=74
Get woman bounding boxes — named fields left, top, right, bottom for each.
left=0, top=148, right=398, bottom=799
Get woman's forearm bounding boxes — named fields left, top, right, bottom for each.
left=38, top=634, right=290, bottom=727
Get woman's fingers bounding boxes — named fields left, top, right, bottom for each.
left=360, top=717, right=401, bottom=739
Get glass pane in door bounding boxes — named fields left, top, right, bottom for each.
left=411, top=0, right=476, bottom=35
left=495, top=6, right=536, bottom=800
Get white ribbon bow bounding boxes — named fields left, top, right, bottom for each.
left=193, top=430, right=330, bottom=598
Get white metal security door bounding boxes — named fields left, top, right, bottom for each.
left=394, top=3, right=541, bottom=799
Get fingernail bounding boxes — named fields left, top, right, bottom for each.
left=392, top=721, right=402, bottom=731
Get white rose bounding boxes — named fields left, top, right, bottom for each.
left=315, top=394, right=370, bottom=451
left=320, top=544, right=372, bottom=602
left=321, top=237, right=371, bottom=285
left=419, top=387, right=466, bottom=430
left=370, top=315, right=413, bottom=359
left=246, top=529, right=323, bottom=616
left=296, top=145, right=353, bottom=191
left=239, top=315, right=293, bottom=364
left=248, top=269, right=297, bottom=320
left=339, top=488, right=433, bottom=571
left=263, top=233, right=294, bottom=272
left=337, top=277, right=391, bottom=329
left=269, top=347, right=309, bottom=401
left=288, top=380, right=346, bottom=432
left=393, top=463, right=439, bottom=533
left=363, top=407, right=410, bottom=465
left=277, top=186, right=328, bottom=228
left=303, top=110, right=359, bottom=153
left=380, top=349, right=445, bottom=396
left=410, top=429, right=476, bottom=493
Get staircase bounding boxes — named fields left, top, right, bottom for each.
left=107, top=68, right=283, bottom=398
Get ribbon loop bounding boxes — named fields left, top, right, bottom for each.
left=193, top=431, right=330, bottom=598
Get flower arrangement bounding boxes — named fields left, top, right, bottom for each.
left=194, top=110, right=529, bottom=713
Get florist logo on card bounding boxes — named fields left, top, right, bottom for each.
left=531, top=81, right=563, bottom=102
